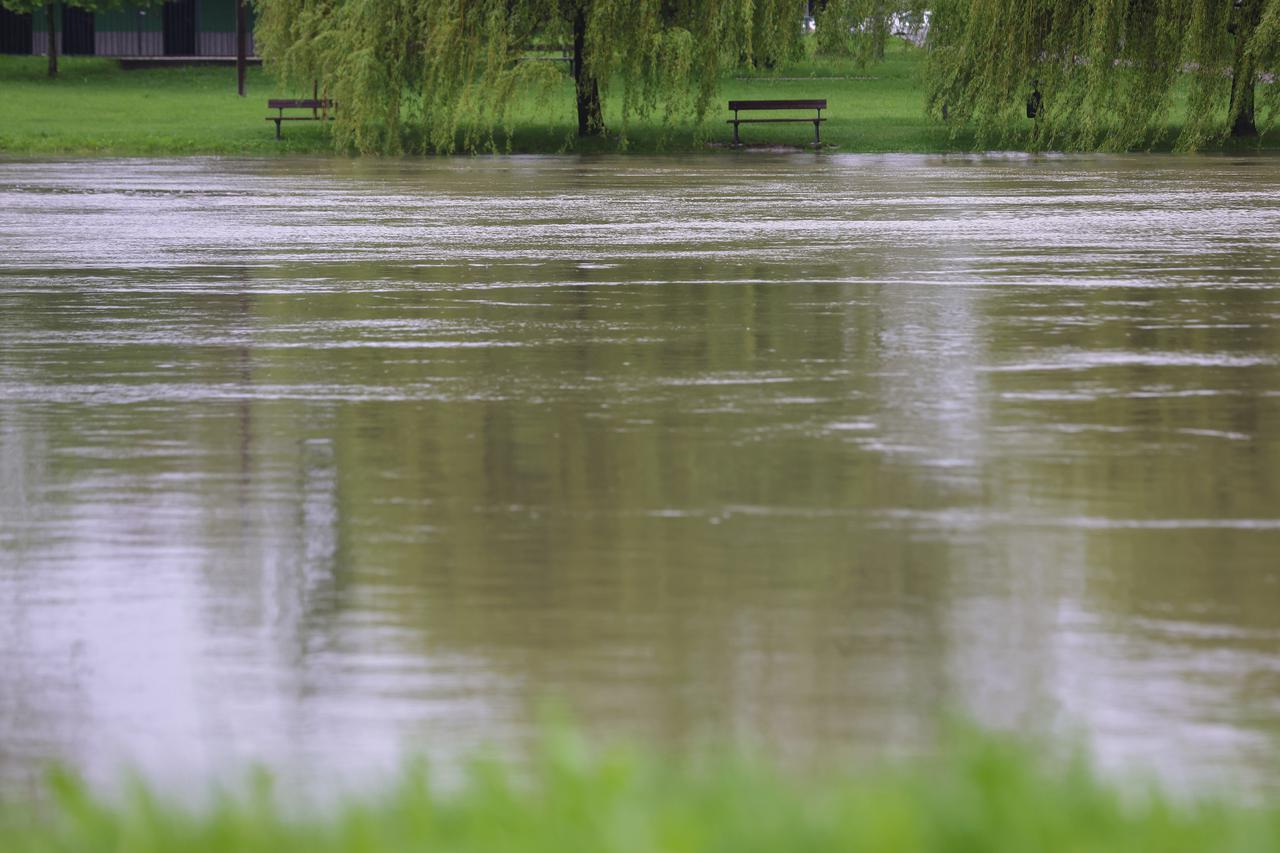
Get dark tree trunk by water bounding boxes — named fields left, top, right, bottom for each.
left=45, top=0, right=56, bottom=79
left=572, top=7, right=603, bottom=137
left=1230, top=0, right=1262, bottom=138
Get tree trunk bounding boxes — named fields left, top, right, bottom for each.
left=1230, top=0, right=1262, bottom=138
left=572, top=7, right=603, bottom=137
left=46, top=1, right=57, bottom=79
left=236, top=0, right=246, bottom=96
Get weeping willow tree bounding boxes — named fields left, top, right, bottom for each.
left=811, top=1, right=926, bottom=64
left=925, top=0, right=1280, bottom=150
left=254, top=0, right=808, bottom=154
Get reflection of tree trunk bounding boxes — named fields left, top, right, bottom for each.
left=46, top=1, right=57, bottom=79
left=1230, top=0, right=1261, bottom=138
left=572, top=6, right=603, bottom=137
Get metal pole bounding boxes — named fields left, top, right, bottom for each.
left=236, top=0, right=246, bottom=96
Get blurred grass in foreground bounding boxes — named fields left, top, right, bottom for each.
left=3, top=725, right=1279, bottom=853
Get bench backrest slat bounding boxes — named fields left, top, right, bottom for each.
left=728, top=99, right=826, bottom=111
left=268, top=99, right=333, bottom=109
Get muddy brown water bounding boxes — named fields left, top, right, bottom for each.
left=1, top=154, right=1278, bottom=796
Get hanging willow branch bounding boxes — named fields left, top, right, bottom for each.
left=253, top=0, right=808, bottom=154
left=813, top=0, right=929, bottom=65
left=924, top=0, right=1280, bottom=150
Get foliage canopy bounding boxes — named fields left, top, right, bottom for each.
left=0, top=0, right=142, bottom=11
left=254, top=0, right=810, bottom=154
left=924, top=0, right=1280, bottom=150
left=811, top=0, right=928, bottom=65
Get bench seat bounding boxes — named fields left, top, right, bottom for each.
left=266, top=98, right=336, bottom=139
left=727, top=99, right=827, bottom=146
left=725, top=117, right=829, bottom=124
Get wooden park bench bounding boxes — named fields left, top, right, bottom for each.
left=727, top=99, right=827, bottom=147
left=266, top=97, right=335, bottom=139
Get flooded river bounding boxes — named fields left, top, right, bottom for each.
left=1, top=154, right=1278, bottom=796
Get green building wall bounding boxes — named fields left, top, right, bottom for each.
left=24, top=1, right=256, bottom=57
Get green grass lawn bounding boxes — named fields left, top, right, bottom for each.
left=0, top=58, right=330, bottom=155
left=0, top=46, right=951, bottom=156
left=718, top=50, right=952, bottom=153
left=5, top=44, right=1274, bottom=156
left=1, top=44, right=1275, bottom=156
left=3, top=727, right=1279, bottom=852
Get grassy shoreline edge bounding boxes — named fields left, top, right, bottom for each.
left=4, top=49, right=1278, bottom=158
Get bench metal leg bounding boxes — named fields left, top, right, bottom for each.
left=732, top=120, right=740, bottom=146
left=274, top=118, right=282, bottom=140
left=813, top=120, right=821, bottom=147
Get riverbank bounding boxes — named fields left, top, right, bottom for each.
left=7, top=47, right=948, bottom=156
left=4, top=46, right=1278, bottom=156
left=7, top=43, right=1280, bottom=157
left=3, top=728, right=1278, bottom=852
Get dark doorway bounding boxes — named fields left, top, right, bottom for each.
left=0, top=9, right=33, bottom=55
left=61, top=6, right=95, bottom=55
left=163, top=0, right=197, bottom=56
